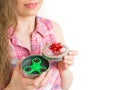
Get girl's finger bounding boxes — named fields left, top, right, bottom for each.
left=22, top=78, right=34, bottom=86
left=68, top=50, right=78, bottom=56
left=65, top=64, right=69, bottom=68
left=34, top=72, right=46, bottom=87
left=64, top=56, right=74, bottom=60
left=63, top=60, right=74, bottom=65
left=41, top=69, right=52, bottom=86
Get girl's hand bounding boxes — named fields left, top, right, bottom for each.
left=5, top=58, right=52, bottom=90
left=58, top=50, right=78, bottom=72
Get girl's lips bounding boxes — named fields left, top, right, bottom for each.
left=24, top=3, right=38, bottom=9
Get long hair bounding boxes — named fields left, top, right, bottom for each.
left=0, top=0, right=17, bottom=88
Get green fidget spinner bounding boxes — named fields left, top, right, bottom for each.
left=22, top=55, right=49, bottom=78
left=23, top=57, right=47, bottom=74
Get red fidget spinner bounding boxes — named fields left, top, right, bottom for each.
left=49, top=42, right=63, bottom=55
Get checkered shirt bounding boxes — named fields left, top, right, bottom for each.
left=8, top=17, right=62, bottom=90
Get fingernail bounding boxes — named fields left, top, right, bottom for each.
left=64, top=56, right=68, bottom=59
left=68, top=52, right=72, bottom=55
left=64, top=60, right=67, bottom=63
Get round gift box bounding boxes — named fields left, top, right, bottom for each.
left=21, top=55, right=49, bottom=79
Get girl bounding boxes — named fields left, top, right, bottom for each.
left=0, top=0, right=77, bottom=90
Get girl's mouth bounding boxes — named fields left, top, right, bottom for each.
left=24, top=3, right=38, bottom=9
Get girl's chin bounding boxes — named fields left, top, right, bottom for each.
left=18, top=12, right=38, bottom=17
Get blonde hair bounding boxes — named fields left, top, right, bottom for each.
left=0, top=0, right=17, bottom=88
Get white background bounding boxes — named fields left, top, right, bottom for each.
left=38, top=0, right=120, bottom=90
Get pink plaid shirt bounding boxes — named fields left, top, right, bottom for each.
left=8, top=17, right=62, bottom=90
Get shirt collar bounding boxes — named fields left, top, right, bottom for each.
left=8, top=16, right=48, bottom=39
left=34, top=16, right=46, bottom=37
